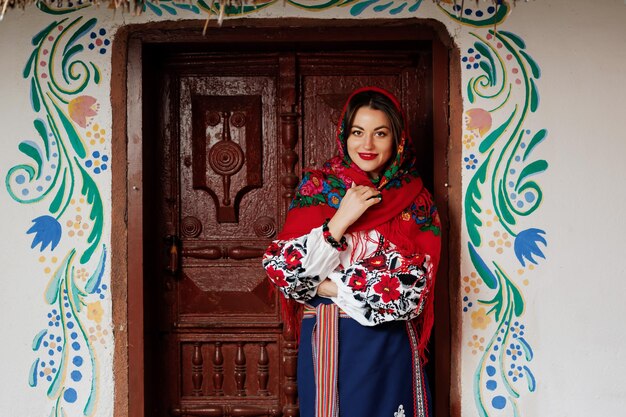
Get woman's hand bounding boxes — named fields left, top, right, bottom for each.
left=327, top=182, right=381, bottom=240
left=316, top=279, right=338, bottom=298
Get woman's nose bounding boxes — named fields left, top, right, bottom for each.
left=363, top=135, right=375, bottom=149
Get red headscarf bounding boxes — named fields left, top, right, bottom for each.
left=276, top=87, right=441, bottom=359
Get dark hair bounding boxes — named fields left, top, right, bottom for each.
left=342, top=90, right=404, bottom=152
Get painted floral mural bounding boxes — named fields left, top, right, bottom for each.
left=458, top=15, right=547, bottom=417
left=4, top=1, right=547, bottom=416
left=5, top=13, right=108, bottom=417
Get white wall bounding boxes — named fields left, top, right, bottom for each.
left=1, top=1, right=625, bottom=416
left=509, top=1, right=626, bottom=415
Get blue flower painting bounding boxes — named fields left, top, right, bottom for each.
left=27, top=215, right=61, bottom=251
left=514, top=228, right=547, bottom=267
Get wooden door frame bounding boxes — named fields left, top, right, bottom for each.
left=111, top=18, right=462, bottom=417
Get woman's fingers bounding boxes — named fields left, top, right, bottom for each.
left=348, top=185, right=378, bottom=196
left=365, top=193, right=382, bottom=206
left=353, top=187, right=381, bottom=205
left=344, top=186, right=381, bottom=208
left=359, top=187, right=380, bottom=199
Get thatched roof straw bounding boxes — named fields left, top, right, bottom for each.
left=0, top=0, right=525, bottom=23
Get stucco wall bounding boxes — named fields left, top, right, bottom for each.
left=1, top=1, right=625, bottom=416
left=509, top=2, right=626, bottom=415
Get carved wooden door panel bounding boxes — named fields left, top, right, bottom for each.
left=145, top=54, right=286, bottom=417
left=144, top=47, right=431, bottom=417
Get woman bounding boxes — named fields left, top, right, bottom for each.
left=263, top=87, right=441, bottom=417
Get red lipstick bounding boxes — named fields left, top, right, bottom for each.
left=358, top=153, right=378, bottom=161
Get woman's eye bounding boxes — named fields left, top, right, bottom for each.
left=351, top=130, right=363, bottom=136
left=375, top=131, right=388, bottom=138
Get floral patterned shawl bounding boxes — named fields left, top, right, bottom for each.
left=276, top=86, right=441, bottom=359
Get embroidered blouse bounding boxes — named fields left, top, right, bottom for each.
left=263, top=227, right=433, bottom=326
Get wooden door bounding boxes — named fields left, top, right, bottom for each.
left=143, top=43, right=433, bottom=417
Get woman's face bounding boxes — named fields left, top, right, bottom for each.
left=346, top=106, right=394, bottom=179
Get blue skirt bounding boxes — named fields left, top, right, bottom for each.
left=297, top=297, right=432, bottom=417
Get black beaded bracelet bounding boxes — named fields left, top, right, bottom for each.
left=322, top=219, right=348, bottom=251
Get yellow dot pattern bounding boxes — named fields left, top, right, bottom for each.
left=463, top=133, right=476, bottom=150
left=88, top=324, right=109, bottom=345
left=88, top=123, right=107, bottom=146
left=66, top=213, right=91, bottom=238
left=487, top=230, right=512, bottom=254
left=38, top=255, right=59, bottom=275
left=462, top=272, right=483, bottom=294
left=76, top=267, right=89, bottom=282
left=468, top=334, right=485, bottom=355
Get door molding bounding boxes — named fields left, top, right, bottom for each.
left=111, top=18, right=462, bottom=417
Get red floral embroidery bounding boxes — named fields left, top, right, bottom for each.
left=361, top=254, right=387, bottom=270
left=266, top=241, right=282, bottom=256
left=266, top=265, right=288, bottom=287
left=284, top=246, right=303, bottom=269
left=373, top=274, right=401, bottom=303
left=400, top=253, right=423, bottom=268
left=348, top=269, right=367, bottom=291
left=377, top=307, right=396, bottom=315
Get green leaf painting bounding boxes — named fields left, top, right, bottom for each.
left=462, top=19, right=546, bottom=417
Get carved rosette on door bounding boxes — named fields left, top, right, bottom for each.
left=192, top=95, right=263, bottom=223
left=163, top=80, right=284, bottom=417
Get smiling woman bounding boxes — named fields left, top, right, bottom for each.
left=264, top=87, right=442, bottom=417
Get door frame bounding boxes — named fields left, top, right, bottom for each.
left=111, top=18, right=462, bottom=417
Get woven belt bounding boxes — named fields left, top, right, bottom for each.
left=305, top=303, right=346, bottom=417
left=303, top=305, right=351, bottom=319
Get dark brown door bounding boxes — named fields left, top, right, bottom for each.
left=143, top=42, right=434, bottom=417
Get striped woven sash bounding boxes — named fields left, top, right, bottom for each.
left=304, top=303, right=346, bottom=417
left=303, top=305, right=351, bottom=319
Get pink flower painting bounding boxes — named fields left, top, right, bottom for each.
left=465, top=108, right=492, bottom=137
left=68, top=95, right=98, bottom=128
